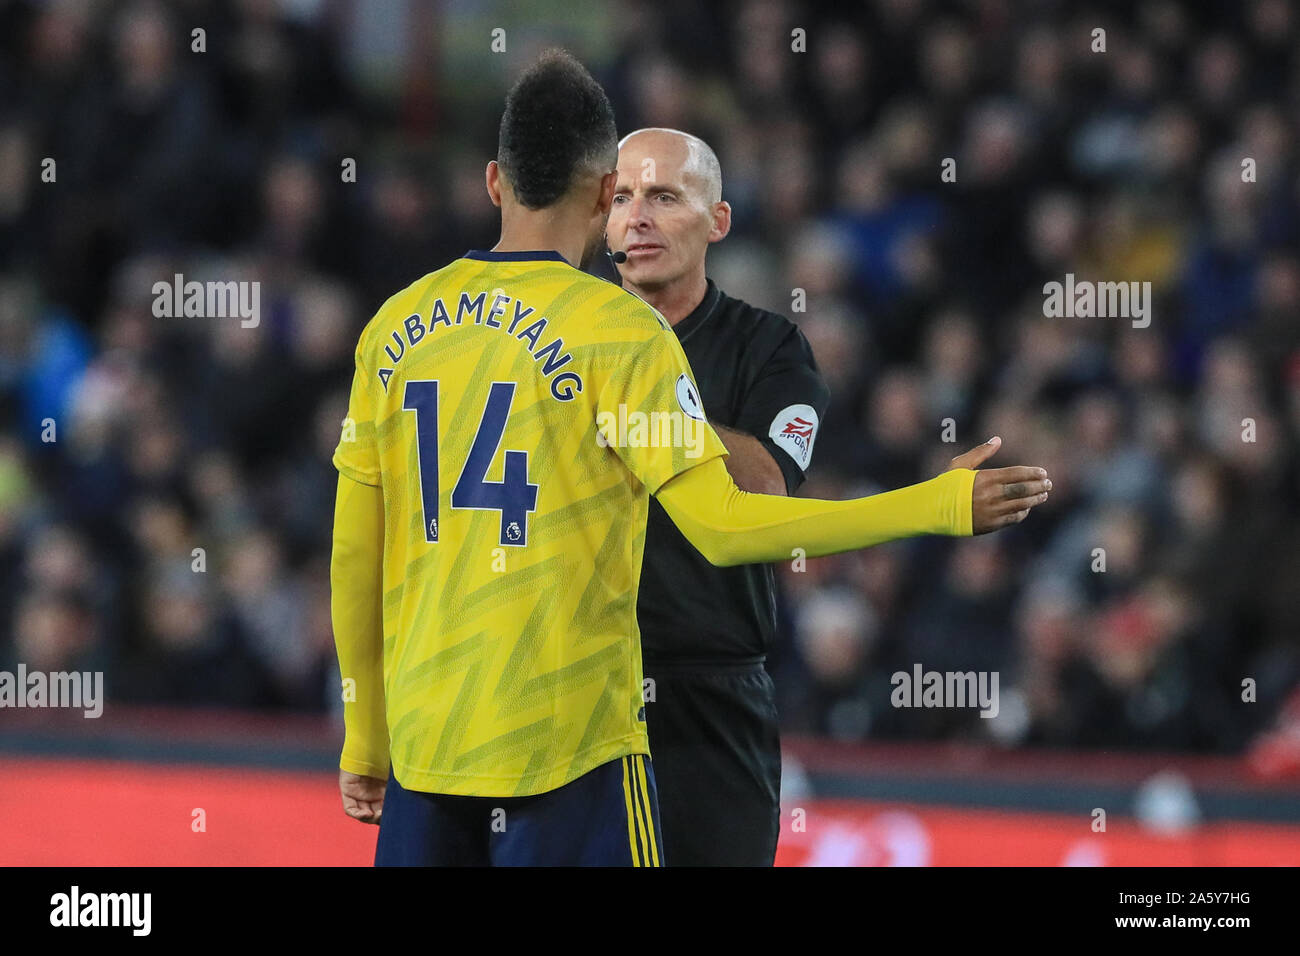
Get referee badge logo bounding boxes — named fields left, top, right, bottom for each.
left=769, top=404, right=819, bottom=470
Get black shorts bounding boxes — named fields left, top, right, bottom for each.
left=641, top=658, right=782, bottom=866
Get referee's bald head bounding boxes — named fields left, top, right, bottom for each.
left=618, top=128, right=723, bottom=204
left=609, top=127, right=732, bottom=295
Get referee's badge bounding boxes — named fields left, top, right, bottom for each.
left=769, top=404, right=819, bottom=470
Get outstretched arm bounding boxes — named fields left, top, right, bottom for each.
left=655, top=436, right=1049, bottom=567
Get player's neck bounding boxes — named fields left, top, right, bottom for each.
left=493, top=211, right=588, bottom=268
left=625, top=271, right=708, bottom=327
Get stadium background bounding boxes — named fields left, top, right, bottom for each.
left=1, top=0, right=1298, bottom=865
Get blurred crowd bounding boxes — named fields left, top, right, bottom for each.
left=0, top=0, right=1297, bottom=763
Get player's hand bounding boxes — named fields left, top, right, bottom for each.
left=340, top=769, right=387, bottom=825
left=946, top=436, right=1051, bottom=534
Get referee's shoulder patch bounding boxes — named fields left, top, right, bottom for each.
left=769, top=404, right=820, bottom=471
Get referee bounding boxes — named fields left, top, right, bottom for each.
left=607, top=128, right=829, bottom=865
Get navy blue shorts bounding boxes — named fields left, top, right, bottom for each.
left=374, top=754, right=664, bottom=866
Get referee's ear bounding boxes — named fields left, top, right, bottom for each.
left=708, top=200, right=732, bottom=244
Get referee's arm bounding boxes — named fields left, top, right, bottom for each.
left=718, top=322, right=831, bottom=496
left=709, top=423, right=787, bottom=495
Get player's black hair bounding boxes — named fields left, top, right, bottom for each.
left=497, top=50, right=618, bottom=209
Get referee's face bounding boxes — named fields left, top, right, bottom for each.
left=609, top=132, right=717, bottom=292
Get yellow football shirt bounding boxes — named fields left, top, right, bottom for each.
left=333, top=250, right=728, bottom=797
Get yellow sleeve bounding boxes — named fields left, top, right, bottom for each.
left=333, top=341, right=382, bottom=487
left=330, top=471, right=390, bottom=778
left=595, top=316, right=729, bottom=494
left=655, top=456, right=977, bottom=567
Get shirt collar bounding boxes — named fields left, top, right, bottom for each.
left=671, top=278, right=722, bottom=343
left=463, top=249, right=570, bottom=264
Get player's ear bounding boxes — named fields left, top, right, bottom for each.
left=708, top=200, right=732, bottom=244
left=596, top=170, right=618, bottom=216
left=485, top=161, right=504, bottom=208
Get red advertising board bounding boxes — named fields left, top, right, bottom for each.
left=4, top=755, right=1298, bottom=866
left=776, top=799, right=1300, bottom=866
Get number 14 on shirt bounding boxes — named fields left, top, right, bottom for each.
left=402, top=380, right=539, bottom=547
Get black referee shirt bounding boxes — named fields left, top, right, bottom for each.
left=637, top=278, right=831, bottom=661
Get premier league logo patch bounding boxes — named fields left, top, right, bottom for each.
left=675, top=373, right=706, bottom=421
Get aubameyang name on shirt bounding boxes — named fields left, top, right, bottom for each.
left=375, top=291, right=583, bottom=402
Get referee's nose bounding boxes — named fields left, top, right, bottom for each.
left=624, top=193, right=653, bottom=232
